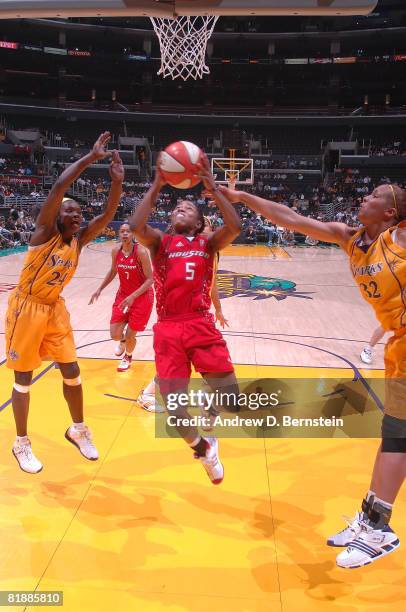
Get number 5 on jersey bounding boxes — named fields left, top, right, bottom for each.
left=185, top=262, right=195, bottom=280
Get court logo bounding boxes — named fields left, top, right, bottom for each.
left=217, top=270, right=312, bottom=301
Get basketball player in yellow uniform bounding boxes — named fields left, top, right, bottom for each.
left=211, top=181, right=406, bottom=568
left=5, top=132, right=124, bottom=473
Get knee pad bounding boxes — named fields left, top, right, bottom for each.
left=63, top=376, right=82, bottom=386
left=13, top=383, right=30, bottom=393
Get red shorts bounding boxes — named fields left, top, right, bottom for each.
left=153, top=313, right=234, bottom=394
left=110, top=289, right=153, bottom=331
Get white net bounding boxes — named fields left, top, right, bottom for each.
left=150, top=15, right=219, bottom=81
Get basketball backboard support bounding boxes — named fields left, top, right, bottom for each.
left=0, top=1, right=378, bottom=19
left=211, top=157, right=254, bottom=186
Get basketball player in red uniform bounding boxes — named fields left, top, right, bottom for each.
left=129, top=156, right=241, bottom=484
left=136, top=215, right=227, bottom=414
left=89, top=222, right=153, bottom=371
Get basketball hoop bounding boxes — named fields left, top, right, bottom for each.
left=150, top=15, right=218, bottom=81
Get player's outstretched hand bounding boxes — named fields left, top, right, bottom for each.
left=92, top=132, right=112, bottom=160
left=200, top=188, right=215, bottom=208
left=202, top=183, right=241, bottom=207
left=109, top=150, right=124, bottom=183
left=216, top=185, right=241, bottom=204
left=89, top=289, right=101, bottom=305
left=215, top=309, right=229, bottom=328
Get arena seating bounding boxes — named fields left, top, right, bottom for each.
left=1, top=120, right=406, bottom=250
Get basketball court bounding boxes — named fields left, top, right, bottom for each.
left=1, top=240, right=405, bottom=611
left=0, top=0, right=405, bottom=610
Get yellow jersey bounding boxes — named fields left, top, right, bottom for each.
left=14, top=233, right=79, bottom=304
left=347, top=221, right=406, bottom=332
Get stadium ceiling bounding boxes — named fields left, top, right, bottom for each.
left=0, top=1, right=378, bottom=19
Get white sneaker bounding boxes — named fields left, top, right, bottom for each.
left=360, top=347, right=373, bottom=364
left=115, top=340, right=126, bottom=357
left=196, top=437, right=224, bottom=485
left=12, top=439, right=43, bottom=474
left=336, top=524, right=400, bottom=568
left=137, top=391, right=165, bottom=413
left=117, top=354, right=132, bottom=372
left=327, top=512, right=364, bottom=547
left=65, top=425, right=99, bottom=460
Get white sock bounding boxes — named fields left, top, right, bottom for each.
left=125, top=352, right=132, bottom=357
left=188, top=436, right=201, bottom=447
left=373, top=496, right=393, bottom=511
left=366, top=489, right=376, bottom=503
left=73, top=421, right=85, bottom=431
left=16, top=435, right=28, bottom=444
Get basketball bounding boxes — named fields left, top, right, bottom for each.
left=158, top=140, right=205, bottom=189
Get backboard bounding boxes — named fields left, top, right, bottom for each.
left=211, top=157, right=254, bottom=186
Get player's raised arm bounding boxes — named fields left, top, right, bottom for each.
left=218, top=187, right=355, bottom=250
left=128, top=169, right=166, bottom=258
left=79, top=150, right=124, bottom=248
left=32, top=132, right=112, bottom=246
left=198, top=158, right=242, bottom=252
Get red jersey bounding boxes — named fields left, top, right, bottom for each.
left=116, top=242, right=148, bottom=297
left=153, top=233, right=214, bottom=320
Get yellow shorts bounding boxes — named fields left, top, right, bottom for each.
left=384, top=328, right=406, bottom=420
left=5, top=291, right=77, bottom=372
